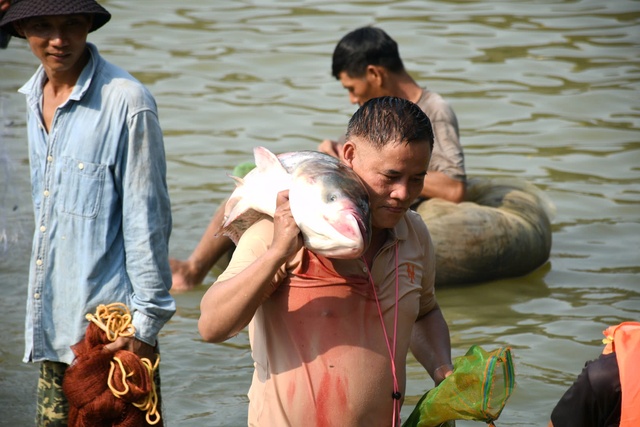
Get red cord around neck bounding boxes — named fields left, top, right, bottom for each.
left=363, top=242, right=401, bottom=427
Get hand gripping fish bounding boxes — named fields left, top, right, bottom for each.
left=220, top=146, right=371, bottom=259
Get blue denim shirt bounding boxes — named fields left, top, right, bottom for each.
left=19, top=43, right=176, bottom=364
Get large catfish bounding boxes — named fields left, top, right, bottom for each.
left=220, top=146, right=371, bottom=259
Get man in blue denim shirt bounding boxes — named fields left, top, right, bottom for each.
left=0, top=0, right=175, bottom=424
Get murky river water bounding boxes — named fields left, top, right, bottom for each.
left=1, top=0, right=639, bottom=425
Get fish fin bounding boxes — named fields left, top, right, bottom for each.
left=222, top=195, right=244, bottom=227
left=228, top=174, right=245, bottom=187
left=214, top=221, right=226, bottom=238
left=221, top=210, right=269, bottom=244
left=254, top=146, right=287, bottom=174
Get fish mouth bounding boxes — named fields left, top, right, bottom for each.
left=354, top=211, right=371, bottom=251
left=335, top=208, right=371, bottom=255
left=303, top=208, right=370, bottom=259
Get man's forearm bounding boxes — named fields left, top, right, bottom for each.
left=198, top=247, right=286, bottom=343
left=410, top=306, right=453, bottom=385
left=420, top=171, right=466, bottom=203
left=189, top=204, right=234, bottom=274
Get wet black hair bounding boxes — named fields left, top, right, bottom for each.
left=346, top=96, right=434, bottom=152
left=331, top=26, right=405, bottom=79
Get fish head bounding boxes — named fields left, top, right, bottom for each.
left=289, top=158, right=371, bottom=259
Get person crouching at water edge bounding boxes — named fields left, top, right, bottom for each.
left=0, top=0, right=176, bottom=425
left=198, top=96, right=454, bottom=427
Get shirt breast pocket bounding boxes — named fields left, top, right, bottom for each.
left=59, top=157, right=106, bottom=219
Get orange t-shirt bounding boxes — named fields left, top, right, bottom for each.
left=602, top=322, right=640, bottom=427
left=217, top=211, right=437, bottom=427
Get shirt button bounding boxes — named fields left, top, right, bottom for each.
left=78, top=162, right=84, bottom=170
left=43, top=190, right=49, bottom=197
left=36, top=259, right=43, bottom=266
left=34, top=293, right=40, bottom=299
left=362, top=267, right=368, bottom=273
left=40, top=225, right=46, bottom=232
left=47, top=155, right=53, bottom=162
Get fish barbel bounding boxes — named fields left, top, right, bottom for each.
left=221, top=146, right=371, bottom=259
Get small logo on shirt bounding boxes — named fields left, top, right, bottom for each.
left=406, top=263, right=416, bottom=283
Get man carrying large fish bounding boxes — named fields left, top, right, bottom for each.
left=198, top=96, right=453, bottom=427
left=220, top=147, right=372, bottom=259
left=169, top=26, right=466, bottom=291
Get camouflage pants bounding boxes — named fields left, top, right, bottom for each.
left=36, top=359, right=164, bottom=427
left=36, top=361, right=69, bottom=427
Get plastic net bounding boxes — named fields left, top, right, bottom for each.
left=232, top=161, right=256, bottom=178
left=403, top=346, right=515, bottom=427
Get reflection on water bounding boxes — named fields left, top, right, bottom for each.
left=1, top=0, right=638, bottom=425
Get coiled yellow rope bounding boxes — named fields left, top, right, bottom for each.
left=86, top=302, right=135, bottom=342
left=133, top=356, right=161, bottom=425
left=86, top=303, right=161, bottom=425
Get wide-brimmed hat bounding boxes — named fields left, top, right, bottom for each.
left=0, top=0, right=111, bottom=38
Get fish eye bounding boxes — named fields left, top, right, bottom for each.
left=327, top=194, right=338, bottom=203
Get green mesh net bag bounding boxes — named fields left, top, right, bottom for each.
left=232, top=161, right=256, bottom=178
left=403, top=346, right=515, bottom=427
